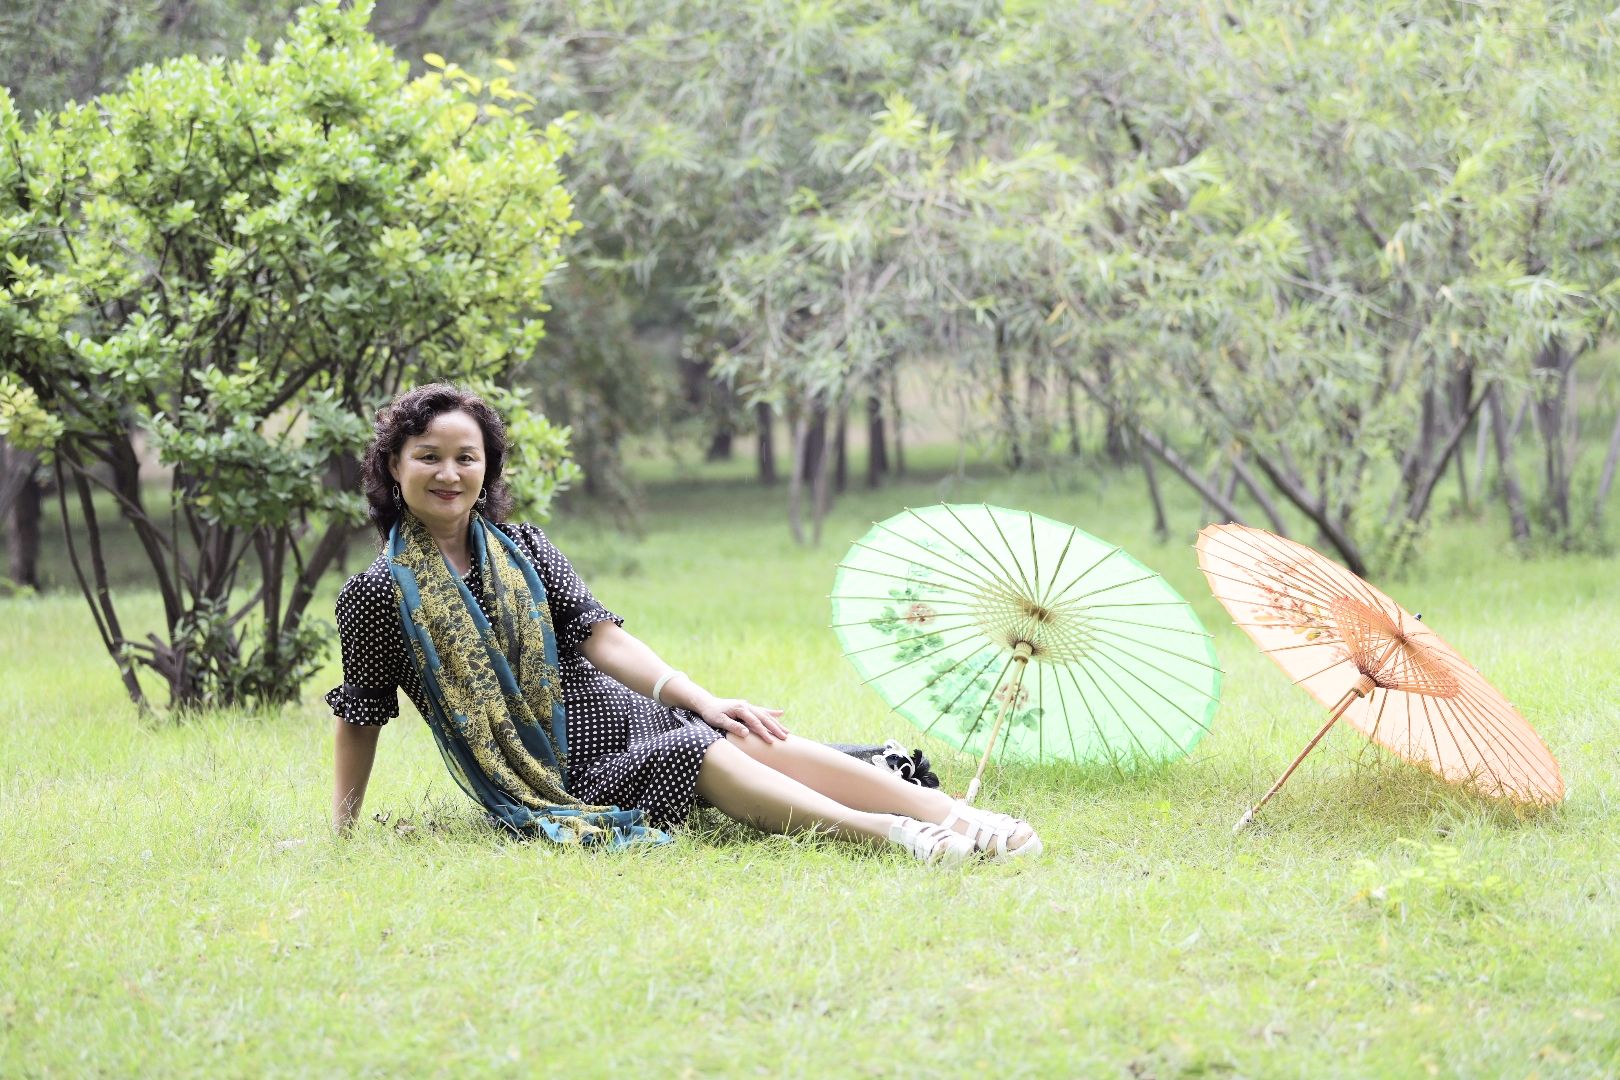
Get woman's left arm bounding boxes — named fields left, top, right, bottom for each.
left=579, top=621, right=789, bottom=742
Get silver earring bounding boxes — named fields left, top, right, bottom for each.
left=391, top=483, right=402, bottom=510
left=475, top=490, right=488, bottom=509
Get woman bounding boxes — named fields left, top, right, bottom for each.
left=327, top=384, right=1041, bottom=862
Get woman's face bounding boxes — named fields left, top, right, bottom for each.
left=389, top=408, right=488, bottom=533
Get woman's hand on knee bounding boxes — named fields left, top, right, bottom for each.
left=698, top=698, right=789, bottom=743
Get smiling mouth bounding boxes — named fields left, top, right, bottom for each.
left=429, top=490, right=461, bottom=500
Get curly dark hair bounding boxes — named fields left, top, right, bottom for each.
left=361, top=383, right=515, bottom=540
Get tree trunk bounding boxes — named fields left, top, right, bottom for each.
left=1416, top=382, right=1436, bottom=486
left=800, top=405, right=826, bottom=484
left=866, top=390, right=887, bottom=488
left=1451, top=365, right=1475, bottom=512
left=0, top=440, right=28, bottom=521
left=705, top=426, right=734, bottom=462
left=110, top=431, right=144, bottom=513
left=1487, top=383, right=1532, bottom=544
left=89, top=431, right=183, bottom=631
left=1064, top=371, right=1082, bottom=457
left=282, top=511, right=362, bottom=640
left=1388, top=382, right=1438, bottom=522
left=55, top=454, right=147, bottom=708
left=256, top=527, right=284, bottom=689
left=1453, top=444, right=1471, bottom=513
left=788, top=398, right=833, bottom=543
left=1200, top=462, right=1224, bottom=524
left=832, top=403, right=848, bottom=495
left=1400, top=389, right=1484, bottom=526
left=1104, top=414, right=1130, bottom=465
left=811, top=405, right=835, bottom=546
left=995, top=321, right=1023, bottom=470
left=1098, top=351, right=1129, bottom=465
left=889, top=364, right=906, bottom=477
left=8, top=468, right=40, bottom=590
left=1508, top=391, right=1530, bottom=444
left=1025, top=350, right=1046, bottom=456
left=1132, top=427, right=1248, bottom=526
left=2, top=444, right=41, bottom=589
left=701, top=362, right=739, bottom=462
left=786, top=406, right=807, bottom=545
left=1531, top=342, right=1577, bottom=537
left=1334, top=447, right=1369, bottom=537
left=1069, top=370, right=1246, bottom=523
left=1593, top=407, right=1620, bottom=528
left=1138, top=436, right=1169, bottom=541
left=1230, top=453, right=1290, bottom=535
left=706, top=369, right=738, bottom=463
left=1251, top=453, right=1370, bottom=577
left=755, top=402, right=777, bottom=485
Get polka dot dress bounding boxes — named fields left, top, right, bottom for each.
left=325, top=521, right=723, bottom=826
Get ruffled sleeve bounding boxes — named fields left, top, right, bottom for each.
left=323, top=566, right=404, bottom=726
left=504, top=522, right=624, bottom=659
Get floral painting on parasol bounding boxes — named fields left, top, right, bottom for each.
left=1197, top=522, right=1564, bottom=831
left=832, top=504, right=1222, bottom=800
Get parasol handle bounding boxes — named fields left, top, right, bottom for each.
left=1233, top=673, right=1377, bottom=833
left=965, top=641, right=1034, bottom=805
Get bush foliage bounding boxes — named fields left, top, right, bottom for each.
left=0, top=1, right=581, bottom=708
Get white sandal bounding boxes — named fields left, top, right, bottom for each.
left=889, top=816, right=976, bottom=864
left=941, top=801, right=1043, bottom=861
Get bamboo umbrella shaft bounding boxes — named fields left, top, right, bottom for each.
left=1233, top=672, right=1377, bottom=833
left=965, top=641, right=1034, bottom=804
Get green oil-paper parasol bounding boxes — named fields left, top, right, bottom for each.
left=831, top=504, right=1223, bottom=800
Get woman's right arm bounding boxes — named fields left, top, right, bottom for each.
left=333, top=720, right=381, bottom=833
left=325, top=570, right=403, bottom=834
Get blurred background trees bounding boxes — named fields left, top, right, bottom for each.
left=4, top=0, right=1619, bottom=701
left=462, top=0, right=1619, bottom=561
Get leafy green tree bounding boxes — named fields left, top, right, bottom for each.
left=1170, top=1, right=1620, bottom=559
left=490, top=0, right=924, bottom=532
left=0, top=1, right=579, bottom=709
left=20, top=0, right=1617, bottom=567
left=0, top=0, right=291, bottom=589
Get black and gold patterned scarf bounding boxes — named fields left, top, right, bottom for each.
left=387, top=512, right=667, bottom=846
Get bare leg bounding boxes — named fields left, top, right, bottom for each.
left=694, top=738, right=897, bottom=847
left=727, top=734, right=1035, bottom=850
left=727, top=733, right=955, bottom=819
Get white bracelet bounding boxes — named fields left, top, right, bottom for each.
left=652, top=670, right=685, bottom=707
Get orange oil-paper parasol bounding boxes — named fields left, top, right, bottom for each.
left=1196, top=523, right=1563, bottom=831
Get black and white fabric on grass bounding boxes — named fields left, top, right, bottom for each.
left=826, top=741, right=941, bottom=788
left=327, top=521, right=938, bottom=828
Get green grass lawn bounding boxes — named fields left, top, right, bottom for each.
left=2, top=451, right=1618, bottom=1078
